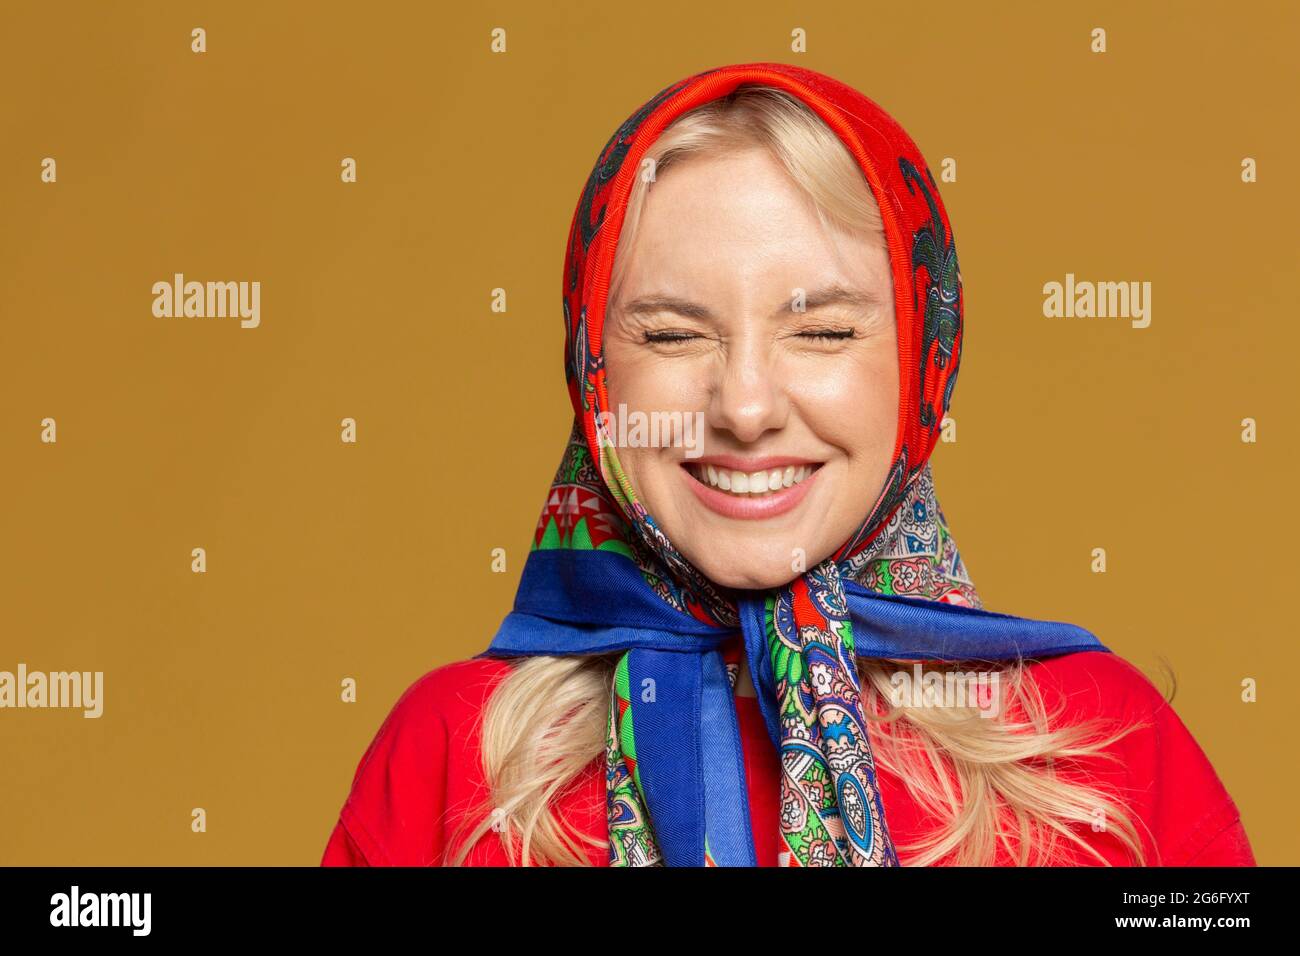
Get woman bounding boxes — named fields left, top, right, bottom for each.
left=321, top=63, right=1254, bottom=867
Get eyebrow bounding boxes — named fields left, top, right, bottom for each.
left=619, top=285, right=886, bottom=321
left=787, top=284, right=888, bottom=314
left=620, top=294, right=716, bottom=320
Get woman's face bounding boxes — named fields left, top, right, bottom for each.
left=604, top=146, right=899, bottom=590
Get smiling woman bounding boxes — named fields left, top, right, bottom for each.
left=601, top=90, right=899, bottom=587
left=321, top=63, right=1255, bottom=869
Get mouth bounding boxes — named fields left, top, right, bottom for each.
left=679, top=459, right=825, bottom=520
left=684, top=462, right=822, bottom=496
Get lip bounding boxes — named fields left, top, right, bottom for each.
left=680, top=460, right=823, bottom=520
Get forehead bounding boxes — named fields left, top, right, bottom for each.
left=617, top=147, right=891, bottom=301
left=635, top=147, right=816, bottom=242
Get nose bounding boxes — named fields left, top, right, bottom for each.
left=706, top=335, right=790, bottom=444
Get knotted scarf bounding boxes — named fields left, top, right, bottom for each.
left=479, top=62, right=1107, bottom=867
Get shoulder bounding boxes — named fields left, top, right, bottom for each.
left=376, top=656, right=518, bottom=739
left=1020, top=650, right=1253, bottom=866
left=1021, top=649, right=1172, bottom=724
left=351, top=656, right=518, bottom=787
left=327, top=657, right=518, bottom=866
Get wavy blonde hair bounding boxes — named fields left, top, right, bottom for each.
left=448, top=86, right=1152, bottom=867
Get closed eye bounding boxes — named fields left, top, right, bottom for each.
left=643, top=330, right=702, bottom=343
left=797, top=329, right=856, bottom=341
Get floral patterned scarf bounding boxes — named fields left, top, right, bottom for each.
left=480, top=63, right=1105, bottom=867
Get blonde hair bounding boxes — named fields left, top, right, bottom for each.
left=610, top=84, right=887, bottom=303
left=448, top=86, right=1151, bottom=867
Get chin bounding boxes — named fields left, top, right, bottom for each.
left=684, top=544, right=809, bottom=591
left=699, top=563, right=799, bottom=591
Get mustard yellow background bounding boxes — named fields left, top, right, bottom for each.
left=1, top=0, right=1295, bottom=865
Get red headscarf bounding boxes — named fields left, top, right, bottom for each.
left=560, top=63, right=964, bottom=616
left=494, top=62, right=993, bottom=866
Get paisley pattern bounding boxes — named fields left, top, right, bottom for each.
left=767, top=562, right=898, bottom=865
left=843, top=461, right=981, bottom=607
left=595, top=458, right=977, bottom=865
left=536, top=63, right=974, bottom=866
left=901, top=156, right=962, bottom=431
left=605, top=655, right=662, bottom=866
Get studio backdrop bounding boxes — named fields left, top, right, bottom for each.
left=0, top=0, right=1295, bottom=865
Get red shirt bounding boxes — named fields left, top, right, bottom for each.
left=320, top=648, right=1255, bottom=867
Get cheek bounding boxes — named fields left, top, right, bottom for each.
left=601, top=342, right=704, bottom=497
left=790, top=348, right=899, bottom=456
left=605, top=342, right=710, bottom=413
left=603, top=340, right=646, bottom=415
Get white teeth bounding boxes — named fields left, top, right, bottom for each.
left=690, top=463, right=819, bottom=496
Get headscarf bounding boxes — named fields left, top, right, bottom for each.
left=479, top=62, right=1106, bottom=867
